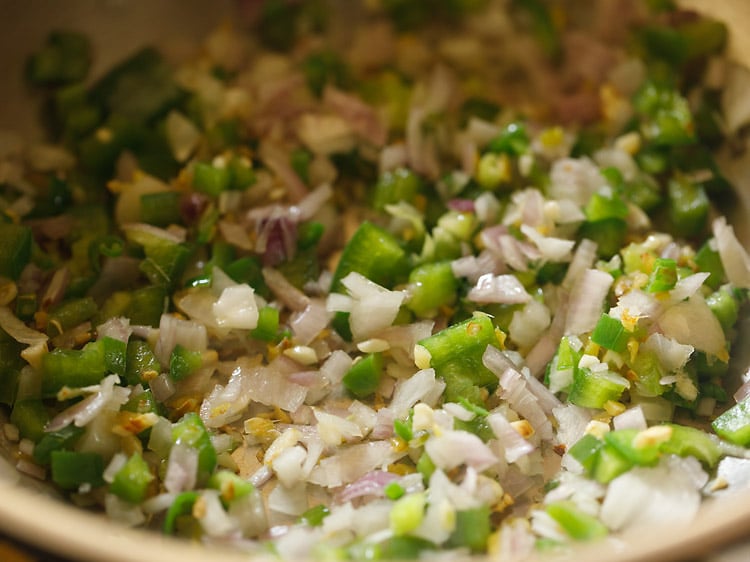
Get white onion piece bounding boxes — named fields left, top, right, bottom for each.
left=268, top=482, right=308, bottom=516
left=488, top=412, right=534, bottom=463
left=565, top=269, right=613, bottom=335
left=641, top=333, right=694, bottom=373
left=338, top=272, right=406, bottom=341
left=600, top=456, right=707, bottom=531
left=199, top=490, right=238, bottom=537
left=165, top=110, right=200, bottom=162
left=467, top=273, right=531, bottom=304
left=485, top=349, right=552, bottom=440
left=46, top=375, right=129, bottom=432
left=165, top=443, right=198, bottom=493
left=290, top=299, right=330, bottom=346
left=323, top=86, right=387, bottom=147
left=0, top=306, right=48, bottom=345
left=271, top=445, right=307, bottom=488
left=520, top=224, right=575, bottom=262
left=379, top=143, right=408, bottom=173
left=308, top=441, right=406, bottom=487
left=452, top=251, right=500, bottom=284
left=213, top=284, right=259, bottom=330
left=509, top=299, right=551, bottom=348
left=313, top=408, right=363, bottom=446
left=562, top=239, right=598, bottom=289
left=669, top=272, right=710, bottom=303
left=150, top=373, right=176, bottom=402
left=320, top=350, right=353, bottom=385
left=613, top=405, right=647, bottom=431
left=387, top=368, right=444, bottom=419
left=245, top=361, right=308, bottom=412
left=154, top=314, right=208, bottom=365
left=291, top=183, right=332, bottom=224
left=721, top=63, right=750, bottom=133
left=425, top=430, right=498, bottom=472
left=200, top=366, right=252, bottom=428
left=105, top=494, right=146, bottom=527
left=96, top=317, right=132, bottom=343
left=734, top=381, right=750, bottom=404
left=336, top=470, right=399, bottom=504
left=263, top=267, right=310, bottom=312
left=713, top=217, right=750, bottom=288
left=553, top=404, right=591, bottom=449
left=658, top=294, right=726, bottom=358
left=548, top=157, right=603, bottom=206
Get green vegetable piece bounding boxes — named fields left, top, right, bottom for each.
left=592, top=444, right=633, bottom=484
left=694, top=241, right=726, bottom=290
left=390, top=492, right=425, bottom=535
left=10, top=400, right=50, bottom=443
left=251, top=306, right=280, bottom=342
left=47, top=297, right=98, bottom=337
left=50, top=450, right=104, bottom=490
left=290, top=149, right=313, bottom=184
left=585, top=193, right=629, bottom=222
left=447, top=506, right=491, bottom=552
left=102, top=336, right=127, bottom=378
left=90, top=47, right=184, bottom=124
left=110, top=452, right=154, bottom=503
left=628, top=350, right=667, bottom=397
left=568, top=434, right=604, bottom=474
left=125, top=341, right=162, bottom=386
left=407, top=261, right=458, bottom=318
left=577, top=218, right=627, bottom=259
left=169, top=344, right=202, bottom=381
left=26, top=31, right=91, bottom=86
left=568, top=367, right=629, bottom=409
left=590, top=314, right=630, bottom=353
left=299, top=504, right=330, bottom=527
left=623, top=175, right=663, bottom=212
left=258, top=0, right=302, bottom=51
left=604, top=429, right=661, bottom=467
left=667, top=176, right=709, bottom=238
left=384, top=481, right=405, bottom=500
left=172, top=412, right=217, bottom=484
left=32, top=425, right=85, bottom=465
left=379, top=536, right=435, bottom=560
left=394, top=417, right=413, bottom=442
left=476, top=152, right=510, bottom=190
left=416, top=452, right=435, bottom=483
left=343, top=353, right=384, bottom=398
left=140, top=191, right=182, bottom=227
left=88, top=235, right=125, bottom=273
left=633, top=83, right=695, bottom=147
left=208, top=470, right=255, bottom=505
left=661, top=424, right=721, bottom=467
left=126, top=226, right=192, bottom=288
left=373, top=168, right=422, bottom=211
left=297, top=221, right=325, bottom=251
left=706, top=288, right=739, bottom=332
left=127, top=285, right=168, bottom=327
left=330, top=222, right=407, bottom=340
left=41, top=340, right=107, bottom=397
left=417, top=314, right=500, bottom=404
left=646, top=258, right=678, bottom=293
left=546, top=336, right=581, bottom=393
left=122, top=389, right=165, bottom=418
left=192, top=162, right=232, bottom=197
left=713, top=399, right=750, bottom=446
left=0, top=223, right=32, bottom=280
left=512, top=0, right=561, bottom=60
left=163, top=491, right=200, bottom=535
left=546, top=501, right=608, bottom=541
left=330, top=221, right=408, bottom=293
left=486, top=122, right=529, bottom=155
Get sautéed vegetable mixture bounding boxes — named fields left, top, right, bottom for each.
left=2, top=0, right=750, bottom=559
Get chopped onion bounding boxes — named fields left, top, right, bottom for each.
left=336, top=470, right=399, bottom=504
left=154, top=313, right=208, bottom=365
left=565, top=269, right=613, bottom=335
left=290, top=299, right=330, bottom=346
left=96, top=317, right=132, bottom=343
left=200, top=366, right=253, bottom=428
left=308, top=441, right=406, bottom=488
left=165, top=443, right=198, bottom=493
left=488, top=412, right=534, bottom=463
left=213, top=284, right=259, bottom=330
left=713, top=216, right=750, bottom=288
left=613, top=405, right=647, bottom=431
left=337, top=272, right=406, bottom=341
left=0, top=306, right=48, bottom=345
left=519, top=224, right=575, bottom=262
left=658, top=294, right=726, bottom=358
left=467, top=273, right=531, bottom=304
left=425, top=429, right=498, bottom=472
